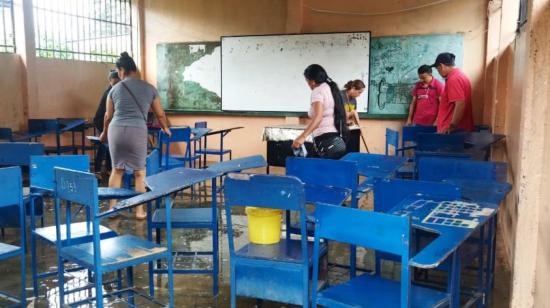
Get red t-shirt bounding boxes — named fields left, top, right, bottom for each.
left=437, top=68, right=474, bottom=132
left=411, top=78, right=443, bottom=125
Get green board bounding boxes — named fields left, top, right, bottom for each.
left=157, top=42, right=222, bottom=112
left=368, top=34, right=464, bottom=116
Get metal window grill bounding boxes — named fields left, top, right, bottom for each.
left=0, top=0, right=16, bottom=53
left=518, top=0, right=528, bottom=31
left=33, top=0, right=132, bottom=63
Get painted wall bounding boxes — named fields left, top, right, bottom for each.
left=31, top=58, right=114, bottom=119
left=143, top=0, right=488, bottom=158
left=0, top=54, right=25, bottom=130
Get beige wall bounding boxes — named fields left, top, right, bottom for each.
left=30, top=58, right=114, bottom=119
left=143, top=0, right=488, bottom=157
left=0, top=54, right=25, bottom=130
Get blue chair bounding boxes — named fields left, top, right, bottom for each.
left=224, top=173, right=327, bottom=307
left=193, top=121, right=208, bottom=168
left=53, top=167, right=174, bottom=307
left=0, top=167, right=27, bottom=306
left=147, top=148, right=220, bottom=295
left=373, top=178, right=461, bottom=275
left=158, top=127, right=200, bottom=170
left=0, top=142, right=44, bottom=167
left=0, top=128, right=13, bottom=141
left=286, top=157, right=359, bottom=275
left=194, top=123, right=233, bottom=167
left=402, top=125, right=437, bottom=148
left=311, top=203, right=450, bottom=307
left=418, top=157, right=507, bottom=183
left=416, top=132, right=465, bottom=152
left=385, top=128, right=400, bottom=156
left=28, top=155, right=117, bottom=297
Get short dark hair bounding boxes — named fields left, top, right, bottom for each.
left=108, top=69, right=119, bottom=80
left=115, top=52, right=137, bottom=72
left=431, top=52, right=456, bottom=67
left=418, top=65, right=432, bottom=75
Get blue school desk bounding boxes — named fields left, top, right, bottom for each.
left=389, top=194, right=500, bottom=308
left=341, top=152, right=407, bottom=192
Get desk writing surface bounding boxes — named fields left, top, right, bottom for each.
left=145, top=167, right=218, bottom=192
left=464, top=132, right=505, bottom=150
left=111, top=168, right=219, bottom=214
left=57, top=118, right=87, bottom=132
left=390, top=194, right=498, bottom=268
left=443, top=179, right=511, bottom=204
left=341, top=153, right=407, bottom=176
left=206, top=126, right=243, bottom=136
left=206, top=155, right=266, bottom=175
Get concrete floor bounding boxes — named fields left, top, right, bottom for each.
left=0, top=181, right=511, bottom=307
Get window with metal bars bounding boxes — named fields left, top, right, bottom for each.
left=518, top=0, right=528, bottom=31
left=33, top=0, right=132, bottom=62
left=0, top=0, right=16, bottom=53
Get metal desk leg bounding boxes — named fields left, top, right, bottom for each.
left=450, top=249, right=462, bottom=308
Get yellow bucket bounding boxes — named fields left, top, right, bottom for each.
left=245, top=207, right=282, bottom=244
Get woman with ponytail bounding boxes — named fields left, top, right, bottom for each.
left=99, top=52, right=171, bottom=219
left=292, top=64, right=348, bottom=159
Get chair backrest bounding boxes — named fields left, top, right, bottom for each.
left=286, top=157, right=358, bottom=193
left=225, top=173, right=305, bottom=211
left=0, top=166, right=22, bottom=208
left=373, top=178, right=461, bottom=213
left=54, top=167, right=98, bottom=209
left=416, top=132, right=465, bottom=152
left=146, top=149, right=161, bottom=176
left=30, top=155, right=89, bottom=191
left=194, top=121, right=207, bottom=129
left=402, top=126, right=437, bottom=144
left=418, top=157, right=508, bottom=182
left=159, top=127, right=192, bottom=168
left=385, top=128, right=400, bottom=156
left=28, top=119, right=59, bottom=133
left=0, top=142, right=45, bottom=166
left=0, top=128, right=13, bottom=141
left=313, top=203, right=411, bottom=306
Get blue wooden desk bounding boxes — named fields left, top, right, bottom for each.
left=0, top=142, right=45, bottom=166
left=464, top=132, right=505, bottom=150
left=389, top=195, right=499, bottom=307
left=341, top=153, right=407, bottom=192
left=206, top=155, right=266, bottom=175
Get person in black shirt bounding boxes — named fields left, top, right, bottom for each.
left=93, top=70, right=120, bottom=173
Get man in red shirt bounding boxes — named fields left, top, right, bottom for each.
left=431, top=52, right=474, bottom=133
left=406, top=65, right=444, bottom=126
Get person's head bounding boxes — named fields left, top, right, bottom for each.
left=108, top=70, right=120, bottom=86
left=303, top=64, right=348, bottom=137
left=431, top=52, right=456, bottom=78
left=417, top=65, right=433, bottom=84
left=303, top=64, right=330, bottom=90
left=343, top=80, right=366, bottom=99
left=115, top=52, right=137, bottom=79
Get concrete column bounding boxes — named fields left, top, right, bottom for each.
left=510, top=0, right=550, bottom=307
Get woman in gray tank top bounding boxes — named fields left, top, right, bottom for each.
left=99, top=52, right=171, bottom=219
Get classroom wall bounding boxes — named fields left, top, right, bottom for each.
left=0, top=54, right=25, bottom=130
left=143, top=0, right=488, bottom=157
left=30, top=58, right=114, bottom=119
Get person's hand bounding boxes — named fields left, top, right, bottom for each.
left=163, top=127, right=172, bottom=138
left=405, top=118, right=412, bottom=126
left=292, top=136, right=305, bottom=149
left=99, top=132, right=107, bottom=144
left=442, top=123, right=456, bottom=134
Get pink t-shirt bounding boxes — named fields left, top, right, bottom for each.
left=308, top=83, right=337, bottom=137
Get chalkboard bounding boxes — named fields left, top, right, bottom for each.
left=221, top=32, right=370, bottom=113
left=368, top=34, right=464, bottom=115
left=157, top=42, right=222, bottom=112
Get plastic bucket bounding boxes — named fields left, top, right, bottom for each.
left=245, top=207, right=282, bottom=244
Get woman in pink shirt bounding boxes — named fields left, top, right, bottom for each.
left=292, top=64, right=348, bottom=159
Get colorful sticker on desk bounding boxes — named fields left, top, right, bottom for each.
left=421, top=200, right=495, bottom=229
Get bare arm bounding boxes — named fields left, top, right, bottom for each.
left=150, top=97, right=171, bottom=136
left=99, top=97, right=114, bottom=143
left=444, top=100, right=465, bottom=133
left=292, top=102, right=323, bottom=148
left=352, top=110, right=361, bottom=127
left=406, top=96, right=416, bottom=126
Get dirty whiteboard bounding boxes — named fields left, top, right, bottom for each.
left=221, top=32, right=370, bottom=113
left=368, top=34, right=464, bottom=116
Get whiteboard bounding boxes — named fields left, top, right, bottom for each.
left=221, top=32, right=370, bottom=113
